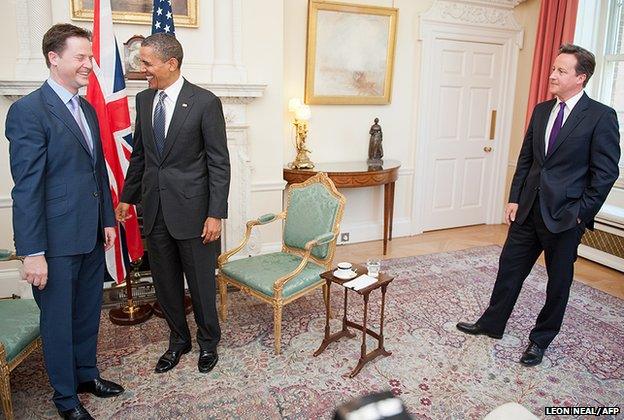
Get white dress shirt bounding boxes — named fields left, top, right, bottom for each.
left=152, top=75, right=185, bottom=135
left=544, top=89, right=584, bottom=154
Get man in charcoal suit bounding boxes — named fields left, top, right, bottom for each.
left=457, top=44, right=620, bottom=366
left=116, top=33, right=230, bottom=373
left=6, top=24, right=124, bottom=419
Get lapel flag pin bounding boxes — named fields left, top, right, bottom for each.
left=182, top=103, right=188, bottom=107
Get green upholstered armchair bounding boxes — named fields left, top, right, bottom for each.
left=218, top=172, right=346, bottom=354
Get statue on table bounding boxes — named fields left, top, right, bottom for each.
left=367, top=118, right=383, bottom=168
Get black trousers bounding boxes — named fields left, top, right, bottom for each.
left=477, top=198, right=586, bottom=349
left=147, top=205, right=220, bottom=352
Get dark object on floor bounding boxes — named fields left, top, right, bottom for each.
left=334, top=390, right=411, bottom=420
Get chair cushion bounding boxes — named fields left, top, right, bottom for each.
left=0, top=299, right=40, bottom=363
left=220, top=252, right=325, bottom=298
left=284, top=183, right=340, bottom=260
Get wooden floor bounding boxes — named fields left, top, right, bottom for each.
left=335, top=224, right=623, bottom=299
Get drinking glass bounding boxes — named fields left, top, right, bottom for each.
left=366, top=258, right=381, bottom=278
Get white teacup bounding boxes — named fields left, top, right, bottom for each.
left=336, top=262, right=355, bottom=276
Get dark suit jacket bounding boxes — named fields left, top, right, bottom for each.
left=510, top=93, right=621, bottom=233
left=6, top=81, right=115, bottom=257
left=121, top=79, right=230, bottom=239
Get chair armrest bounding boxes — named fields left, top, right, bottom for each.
left=218, top=212, right=286, bottom=266
left=273, top=232, right=336, bottom=296
left=304, top=232, right=336, bottom=250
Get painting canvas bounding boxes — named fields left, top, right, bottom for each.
left=305, top=1, right=397, bottom=105
left=71, top=0, right=197, bottom=27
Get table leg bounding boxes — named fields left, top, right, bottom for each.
left=378, top=285, right=391, bottom=356
left=349, top=293, right=370, bottom=378
left=314, top=281, right=355, bottom=357
left=389, top=181, right=395, bottom=241
left=383, top=183, right=391, bottom=255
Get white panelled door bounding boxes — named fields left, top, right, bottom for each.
left=423, top=39, right=504, bottom=231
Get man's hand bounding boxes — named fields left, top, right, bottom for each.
left=23, top=255, right=48, bottom=290
left=104, top=227, right=116, bottom=251
left=115, top=202, right=131, bottom=222
left=202, top=217, right=222, bottom=244
left=504, top=203, right=519, bottom=225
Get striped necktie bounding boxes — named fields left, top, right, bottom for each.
left=153, top=91, right=167, bottom=155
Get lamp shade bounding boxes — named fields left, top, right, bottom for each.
left=295, top=104, right=311, bottom=121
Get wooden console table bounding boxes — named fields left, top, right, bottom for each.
left=283, top=160, right=400, bottom=254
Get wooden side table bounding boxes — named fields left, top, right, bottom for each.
left=283, top=160, right=400, bottom=255
left=313, top=264, right=393, bottom=377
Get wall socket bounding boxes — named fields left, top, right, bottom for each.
left=340, top=232, right=350, bottom=242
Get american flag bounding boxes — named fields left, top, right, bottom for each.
left=152, top=0, right=176, bottom=35
left=86, top=0, right=144, bottom=283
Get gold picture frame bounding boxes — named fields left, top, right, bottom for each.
left=70, top=0, right=198, bottom=28
left=305, top=1, right=398, bottom=105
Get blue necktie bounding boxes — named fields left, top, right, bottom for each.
left=153, top=91, right=167, bottom=155
left=547, top=102, right=566, bottom=155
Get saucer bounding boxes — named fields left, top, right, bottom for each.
left=333, top=269, right=357, bottom=280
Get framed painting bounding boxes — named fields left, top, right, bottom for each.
left=70, top=0, right=198, bottom=28
left=305, top=1, right=398, bottom=105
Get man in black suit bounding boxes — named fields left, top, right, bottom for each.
left=457, top=44, right=620, bottom=366
left=116, top=33, right=230, bottom=373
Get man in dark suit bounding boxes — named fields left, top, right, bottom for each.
left=6, top=24, right=124, bottom=419
left=116, top=33, right=230, bottom=374
left=457, top=44, right=621, bottom=366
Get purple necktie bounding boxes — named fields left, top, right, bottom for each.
left=547, top=102, right=566, bottom=155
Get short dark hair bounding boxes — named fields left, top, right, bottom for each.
left=42, top=24, right=92, bottom=68
left=141, top=33, right=184, bottom=68
left=559, top=43, right=595, bottom=87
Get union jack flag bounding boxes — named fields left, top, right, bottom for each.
left=87, top=0, right=144, bottom=283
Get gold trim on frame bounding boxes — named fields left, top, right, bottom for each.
left=305, top=1, right=398, bottom=105
left=70, top=0, right=198, bottom=28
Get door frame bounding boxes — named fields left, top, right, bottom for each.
left=411, top=0, right=524, bottom=234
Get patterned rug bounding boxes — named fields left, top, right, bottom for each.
left=5, top=246, right=624, bottom=419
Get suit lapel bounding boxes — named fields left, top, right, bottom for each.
left=536, top=99, right=555, bottom=163
left=80, top=98, right=98, bottom=164
left=42, top=82, right=93, bottom=159
left=160, top=80, right=195, bottom=163
left=141, top=89, right=157, bottom=154
left=546, top=93, right=589, bottom=160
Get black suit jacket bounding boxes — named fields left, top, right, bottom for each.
left=510, top=93, right=620, bottom=233
left=121, top=79, right=230, bottom=239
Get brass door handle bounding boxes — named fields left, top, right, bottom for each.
left=489, top=110, right=497, bottom=140
left=484, top=146, right=492, bottom=153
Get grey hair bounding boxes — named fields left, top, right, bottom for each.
left=141, top=33, right=183, bottom=68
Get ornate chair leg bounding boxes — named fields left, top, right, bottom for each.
left=273, top=303, right=283, bottom=354
left=218, top=276, right=228, bottom=322
left=0, top=346, right=13, bottom=420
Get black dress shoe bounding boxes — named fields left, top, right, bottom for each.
left=155, top=345, right=192, bottom=373
left=77, top=377, right=124, bottom=398
left=198, top=350, right=218, bottom=373
left=456, top=322, right=503, bottom=339
left=519, top=342, right=545, bottom=366
left=58, top=404, right=94, bottom=420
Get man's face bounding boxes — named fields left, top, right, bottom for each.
left=48, top=36, right=93, bottom=92
left=549, top=53, right=586, bottom=100
left=140, top=45, right=178, bottom=90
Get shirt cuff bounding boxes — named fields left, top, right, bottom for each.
left=27, top=251, right=45, bottom=257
